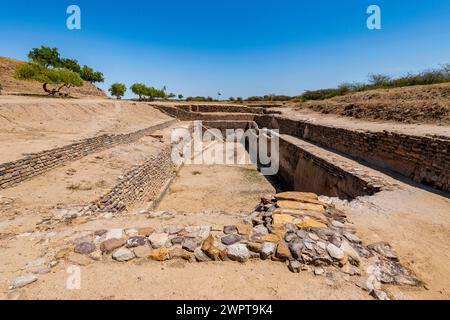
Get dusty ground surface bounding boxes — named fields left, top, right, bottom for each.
left=0, top=56, right=106, bottom=97
left=0, top=96, right=172, bottom=163
left=158, top=164, right=275, bottom=212
left=294, top=83, right=450, bottom=125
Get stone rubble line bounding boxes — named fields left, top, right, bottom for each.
left=10, top=192, right=422, bottom=300
left=0, top=119, right=177, bottom=190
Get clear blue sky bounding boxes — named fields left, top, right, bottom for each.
left=1, top=0, right=449, bottom=98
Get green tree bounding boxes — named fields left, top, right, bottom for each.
left=178, top=94, right=183, bottom=100
left=130, top=83, right=147, bottom=100
left=80, top=65, right=104, bottom=83
left=15, top=63, right=83, bottom=95
left=28, top=46, right=61, bottom=68
left=59, top=58, right=81, bottom=73
left=109, top=83, right=126, bottom=99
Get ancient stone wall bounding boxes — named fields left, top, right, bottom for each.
left=87, top=144, right=177, bottom=213
left=0, top=120, right=177, bottom=189
left=255, top=115, right=450, bottom=193
left=154, top=105, right=256, bottom=121
left=176, top=104, right=265, bottom=114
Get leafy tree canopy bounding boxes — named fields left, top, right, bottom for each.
left=109, top=83, right=127, bottom=99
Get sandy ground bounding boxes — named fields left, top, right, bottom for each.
left=0, top=96, right=171, bottom=163
left=158, top=164, right=275, bottom=212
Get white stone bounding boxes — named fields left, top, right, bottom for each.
left=9, top=274, right=37, bottom=289
left=112, top=248, right=135, bottom=262
left=326, top=243, right=345, bottom=260
left=226, top=244, right=250, bottom=262
left=105, top=229, right=123, bottom=240
left=148, top=233, right=169, bottom=249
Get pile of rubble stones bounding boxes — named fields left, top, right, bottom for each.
left=11, top=192, right=422, bottom=300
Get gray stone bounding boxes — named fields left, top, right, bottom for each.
left=74, top=242, right=96, bottom=255
left=125, top=228, right=139, bottom=237
left=371, top=289, right=389, bottom=300
left=288, top=240, right=304, bottom=260
left=296, top=230, right=308, bottom=239
left=368, top=242, right=399, bottom=261
left=100, top=238, right=124, bottom=253
left=288, top=260, right=302, bottom=273
left=314, top=267, right=325, bottom=276
left=25, top=258, right=46, bottom=269
left=148, top=233, right=169, bottom=249
left=331, top=220, right=346, bottom=228
left=284, top=223, right=297, bottom=233
left=126, top=236, right=147, bottom=248
left=260, top=242, right=277, bottom=260
left=221, top=234, right=241, bottom=245
left=182, top=238, right=200, bottom=252
left=303, top=239, right=315, bottom=251
left=112, top=248, right=135, bottom=262
left=253, top=224, right=268, bottom=235
left=171, top=236, right=184, bottom=245
left=343, top=232, right=361, bottom=244
left=326, top=243, right=345, bottom=260
left=223, top=225, right=237, bottom=234
left=9, top=274, right=37, bottom=289
left=284, top=232, right=298, bottom=243
left=164, top=225, right=183, bottom=235
left=340, top=240, right=361, bottom=265
left=194, top=248, right=211, bottom=262
left=226, top=243, right=250, bottom=262
left=308, top=233, right=320, bottom=241
left=328, top=235, right=342, bottom=247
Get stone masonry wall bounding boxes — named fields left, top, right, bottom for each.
left=255, top=115, right=450, bottom=193
left=88, top=144, right=177, bottom=213
left=154, top=105, right=256, bottom=121
left=0, top=120, right=177, bottom=190
left=175, top=104, right=265, bottom=114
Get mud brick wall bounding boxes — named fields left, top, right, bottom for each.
left=255, top=115, right=450, bottom=193
left=154, top=105, right=256, bottom=121
left=88, top=144, right=176, bottom=213
left=0, top=120, right=177, bottom=190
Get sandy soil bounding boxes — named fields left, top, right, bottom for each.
left=0, top=96, right=172, bottom=163
left=158, top=164, right=275, bottom=213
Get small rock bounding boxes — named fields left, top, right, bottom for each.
left=371, top=289, right=389, bottom=300
left=340, top=240, right=361, bottom=266
left=194, top=248, right=211, bottom=262
left=247, top=242, right=262, bottom=253
left=236, top=224, right=252, bottom=235
left=138, top=227, right=155, bottom=236
left=260, top=242, right=277, bottom=260
left=171, top=236, right=184, bottom=245
left=368, top=242, right=399, bottom=261
left=253, top=224, right=269, bottom=235
left=74, top=242, right=96, bottom=255
left=275, top=241, right=292, bottom=261
left=288, top=260, right=302, bottom=273
left=10, top=274, right=37, bottom=289
left=67, top=253, right=92, bottom=266
left=284, top=223, right=298, bottom=233
left=328, top=235, right=342, bottom=247
left=105, top=229, right=123, bottom=240
left=112, top=248, right=135, bottom=262
left=284, top=232, right=298, bottom=242
left=25, top=258, right=46, bottom=269
left=326, top=243, right=345, bottom=260
left=308, top=233, right=319, bottom=241
left=261, top=234, right=281, bottom=243
left=296, top=230, right=308, bottom=238
left=202, top=235, right=223, bottom=260
left=89, top=251, right=102, bottom=261
left=314, top=267, right=325, bottom=276
left=149, top=248, right=170, bottom=261
left=343, top=232, right=361, bottom=244
left=223, top=225, right=237, bottom=234
left=126, top=236, right=147, bottom=248
left=133, top=246, right=152, bottom=258
left=32, top=267, right=51, bottom=275
left=169, top=248, right=194, bottom=261
left=331, top=220, right=346, bottom=228
left=288, top=240, right=304, bottom=260
left=182, top=238, right=201, bottom=252
left=100, top=238, right=125, bottom=253
left=148, top=233, right=169, bottom=249
left=226, top=243, right=250, bottom=262
left=303, top=239, right=315, bottom=251
left=221, top=234, right=241, bottom=245
left=164, top=225, right=183, bottom=235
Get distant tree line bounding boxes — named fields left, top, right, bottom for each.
left=15, top=46, right=104, bottom=96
